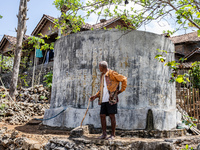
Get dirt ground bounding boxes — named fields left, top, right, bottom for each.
left=0, top=117, right=199, bottom=150
left=0, top=116, right=165, bottom=144
left=0, top=116, right=70, bottom=146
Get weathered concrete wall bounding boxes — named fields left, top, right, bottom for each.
left=43, top=29, right=176, bottom=130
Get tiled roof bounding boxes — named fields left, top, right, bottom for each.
left=92, top=17, right=121, bottom=29
left=82, top=23, right=92, bottom=29
left=4, top=35, right=17, bottom=45
left=185, top=47, right=200, bottom=59
left=0, top=34, right=29, bottom=52
left=180, top=62, right=193, bottom=68
left=169, top=31, right=200, bottom=44
left=44, top=14, right=56, bottom=22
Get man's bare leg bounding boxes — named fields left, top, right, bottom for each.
left=99, top=114, right=107, bottom=139
left=107, top=114, right=116, bottom=140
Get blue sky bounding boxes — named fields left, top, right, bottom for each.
left=0, top=0, right=61, bottom=38
left=0, top=0, right=197, bottom=39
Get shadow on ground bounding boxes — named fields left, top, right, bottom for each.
left=14, top=118, right=70, bottom=136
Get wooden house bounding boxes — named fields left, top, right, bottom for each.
left=0, top=34, right=29, bottom=73
left=170, top=31, right=200, bottom=65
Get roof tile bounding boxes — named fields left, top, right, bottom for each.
left=169, top=31, right=200, bottom=44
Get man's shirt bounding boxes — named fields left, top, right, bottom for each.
left=102, top=74, right=109, bottom=103
left=95, top=69, right=127, bottom=104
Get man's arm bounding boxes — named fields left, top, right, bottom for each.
left=112, top=71, right=127, bottom=93
left=90, top=90, right=100, bottom=101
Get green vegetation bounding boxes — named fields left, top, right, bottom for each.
left=0, top=54, right=14, bottom=73
left=182, top=144, right=193, bottom=150
left=189, top=62, right=200, bottom=89
left=53, top=0, right=200, bottom=37
left=0, top=103, right=7, bottom=111
left=44, top=71, right=53, bottom=89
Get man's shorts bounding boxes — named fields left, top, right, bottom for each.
left=100, top=102, right=117, bottom=116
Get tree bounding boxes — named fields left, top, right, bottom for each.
left=9, top=0, right=29, bottom=100
left=0, top=15, right=2, bottom=19
left=53, top=0, right=200, bottom=36
left=53, top=0, right=85, bottom=37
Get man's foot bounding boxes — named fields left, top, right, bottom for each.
left=97, top=134, right=107, bottom=139
left=106, top=135, right=115, bottom=140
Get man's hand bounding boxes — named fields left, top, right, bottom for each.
left=117, top=91, right=121, bottom=95
left=90, top=95, right=96, bottom=101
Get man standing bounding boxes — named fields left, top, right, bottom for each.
left=90, top=61, right=127, bottom=140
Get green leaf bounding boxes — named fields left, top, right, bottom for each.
left=40, top=96, right=47, bottom=100
left=198, top=30, right=200, bottom=37
left=176, top=75, right=184, bottom=83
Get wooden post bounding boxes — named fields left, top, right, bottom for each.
left=193, top=88, right=195, bottom=119
left=189, top=88, right=192, bottom=116
left=197, top=88, right=199, bottom=123
left=32, top=47, right=36, bottom=88
left=184, top=88, right=186, bottom=111
left=198, top=89, right=200, bottom=123
left=187, top=89, right=189, bottom=115
left=0, top=53, right=3, bottom=73
left=180, top=88, right=183, bottom=109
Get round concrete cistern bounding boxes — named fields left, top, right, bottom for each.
left=43, top=29, right=176, bottom=130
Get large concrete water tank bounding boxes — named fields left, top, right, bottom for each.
left=43, top=29, right=176, bottom=130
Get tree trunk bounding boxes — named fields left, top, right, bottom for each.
left=9, top=0, right=28, bottom=100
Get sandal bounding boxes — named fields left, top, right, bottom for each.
left=106, top=135, right=115, bottom=140
left=97, top=134, right=107, bottom=139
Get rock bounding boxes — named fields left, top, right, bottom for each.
left=50, top=143, right=56, bottom=149
left=38, top=87, right=45, bottom=92
left=11, top=131, right=19, bottom=139
left=70, top=126, right=89, bottom=138
left=64, top=140, right=75, bottom=149
left=54, top=147, right=66, bottom=150
left=197, top=144, right=200, bottom=150
left=0, top=146, right=5, bottom=150
left=1, top=139, right=9, bottom=147
left=44, top=142, right=51, bottom=150
left=21, top=138, right=40, bottom=150
left=34, top=89, right=37, bottom=93
left=30, top=143, right=41, bottom=150
left=14, top=137, right=25, bottom=147
left=164, top=139, right=178, bottom=144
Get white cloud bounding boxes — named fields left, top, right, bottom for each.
left=139, top=20, right=175, bottom=35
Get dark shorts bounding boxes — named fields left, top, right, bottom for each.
left=100, top=102, right=117, bottom=116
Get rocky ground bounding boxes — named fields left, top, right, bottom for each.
left=0, top=85, right=200, bottom=150
left=0, top=122, right=200, bottom=150
left=0, top=85, right=50, bottom=125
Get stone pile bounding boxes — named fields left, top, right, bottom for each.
left=0, top=85, right=50, bottom=104
left=0, top=126, right=48, bottom=150
left=0, top=126, right=200, bottom=150
left=44, top=136, right=200, bottom=150
left=0, top=100, right=49, bottom=125
left=44, top=137, right=175, bottom=150
left=16, top=85, right=50, bottom=104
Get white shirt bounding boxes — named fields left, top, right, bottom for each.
left=102, top=74, right=109, bottom=103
